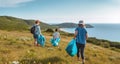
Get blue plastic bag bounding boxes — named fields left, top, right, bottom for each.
left=37, top=35, right=46, bottom=47
left=50, top=38, right=60, bottom=46
left=65, top=39, right=77, bottom=57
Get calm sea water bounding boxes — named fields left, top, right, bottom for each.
left=60, top=24, right=120, bottom=42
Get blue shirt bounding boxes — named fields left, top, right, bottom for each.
left=34, top=24, right=41, bottom=35
left=75, top=27, right=87, bottom=44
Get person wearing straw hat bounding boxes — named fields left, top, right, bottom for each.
left=74, top=20, right=88, bottom=64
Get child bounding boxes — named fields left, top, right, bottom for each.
left=51, top=28, right=60, bottom=47
left=32, top=20, right=41, bottom=46
left=53, top=28, right=60, bottom=39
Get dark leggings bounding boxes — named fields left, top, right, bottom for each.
left=76, top=43, right=85, bottom=59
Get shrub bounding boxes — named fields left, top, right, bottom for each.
left=87, top=37, right=120, bottom=52
left=45, top=28, right=54, bottom=33
left=109, top=42, right=120, bottom=49
left=110, top=47, right=116, bottom=50
left=101, top=42, right=110, bottom=48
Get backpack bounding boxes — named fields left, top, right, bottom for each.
left=30, top=25, right=36, bottom=34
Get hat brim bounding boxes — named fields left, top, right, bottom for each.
left=78, top=23, right=84, bottom=25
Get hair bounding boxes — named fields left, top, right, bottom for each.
left=78, top=24, right=84, bottom=28
left=35, top=20, right=40, bottom=24
left=55, top=28, right=58, bottom=32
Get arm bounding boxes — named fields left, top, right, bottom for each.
left=59, top=33, right=61, bottom=39
left=74, top=30, right=78, bottom=39
left=38, top=26, right=41, bottom=34
left=86, top=33, right=88, bottom=40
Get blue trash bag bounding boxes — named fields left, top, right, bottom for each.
left=65, top=39, right=77, bottom=57
left=50, top=38, right=60, bottom=46
left=37, top=35, right=46, bottom=47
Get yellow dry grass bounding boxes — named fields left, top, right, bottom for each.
left=0, top=30, right=120, bottom=64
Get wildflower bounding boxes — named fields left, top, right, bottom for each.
left=12, top=61, right=19, bottom=64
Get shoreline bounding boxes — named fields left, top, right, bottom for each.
left=59, top=28, right=120, bottom=52
left=59, top=29, right=120, bottom=51
left=60, top=28, right=120, bottom=42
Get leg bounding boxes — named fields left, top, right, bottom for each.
left=80, top=44, right=85, bottom=64
left=34, top=38, right=39, bottom=46
left=34, top=38, right=37, bottom=46
left=33, top=34, right=39, bottom=46
left=76, top=43, right=80, bottom=60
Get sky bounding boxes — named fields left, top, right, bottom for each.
left=0, top=0, right=120, bottom=24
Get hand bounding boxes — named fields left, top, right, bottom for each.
left=73, top=37, right=76, bottom=40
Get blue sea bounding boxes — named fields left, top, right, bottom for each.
left=60, top=24, right=120, bottom=42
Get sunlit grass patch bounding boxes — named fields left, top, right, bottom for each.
left=0, top=30, right=120, bottom=64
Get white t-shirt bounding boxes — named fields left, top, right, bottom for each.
left=53, top=32, right=60, bottom=39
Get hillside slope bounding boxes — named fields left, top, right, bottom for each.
left=0, top=16, right=29, bottom=31
left=0, top=16, right=56, bottom=31
left=0, top=30, right=119, bottom=64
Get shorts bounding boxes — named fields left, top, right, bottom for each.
left=33, top=34, right=39, bottom=39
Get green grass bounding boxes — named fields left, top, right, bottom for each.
left=0, top=30, right=120, bottom=64
left=87, top=37, right=120, bottom=52
left=0, top=16, right=56, bottom=31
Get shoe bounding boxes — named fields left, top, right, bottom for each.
left=82, top=60, right=85, bottom=64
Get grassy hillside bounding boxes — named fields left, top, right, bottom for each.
left=0, top=16, right=29, bottom=31
left=53, top=23, right=94, bottom=28
left=23, top=20, right=57, bottom=30
left=0, top=16, right=56, bottom=31
left=0, top=30, right=120, bottom=64
left=87, top=37, right=120, bottom=52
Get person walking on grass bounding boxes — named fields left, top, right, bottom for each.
left=52, top=28, right=61, bottom=47
left=53, top=28, right=60, bottom=40
left=31, top=20, right=41, bottom=46
left=74, top=20, right=88, bottom=64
